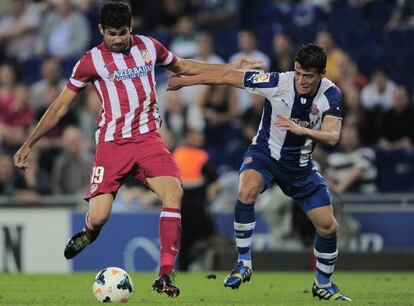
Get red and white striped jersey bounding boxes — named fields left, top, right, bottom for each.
left=66, top=35, right=177, bottom=143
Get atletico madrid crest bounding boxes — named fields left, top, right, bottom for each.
left=140, top=50, right=151, bottom=64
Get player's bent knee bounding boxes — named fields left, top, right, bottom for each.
left=89, top=212, right=110, bottom=227
left=238, top=183, right=261, bottom=204
left=163, top=184, right=183, bottom=208
left=317, top=220, right=338, bottom=237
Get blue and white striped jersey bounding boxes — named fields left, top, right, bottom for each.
left=243, top=71, right=342, bottom=174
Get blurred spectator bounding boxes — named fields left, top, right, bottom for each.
left=229, top=30, right=270, bottom=112
left=179, top=32, right=225, bottom=103
left=229, top=29, right=270, bottom=69
left=78, top=85, right=101, bottom=148
left=35, top=0, right=90, bottom=59
left=315, top=30, right=346, bottom=84
left=30, top=57, right=66, bottom=112
left=378, top=85, right=414, bottom=150
left=52, top=126, right=92, bottom=195
left=169, top=16, right=198, bottom=59
left=163, top=90, right=205, bottom=147
left=20, top=147, right=51, bottom=195
left=340, top=85, right=373, bottom=146
left=0, top=63, right=33, bottom=152
left=335, top=53, right=367, bottom=92
left=200, top=85, right=239, bottom=145
left=0, top=152, right=41, bottom=203
left=193, top=0, right=239, bottom=29
left=240, top=94, right=265, bottom=150
left=113, top=180, right=161, bottom=212
left=173, top=129, right=220, bottom=270
left=131, top=0, right=194, bottom=33
left=386, top=0, right=414, bottom=30
left=361, top=68, right=396, bottom=111
left=0, top=0, right=41, bottom=62
left=326, top=120, right=377, bottom=194
left=270, top=32, right=294, bottom=72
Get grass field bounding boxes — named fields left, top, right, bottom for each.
left=1, top=272, right=414, bottom=305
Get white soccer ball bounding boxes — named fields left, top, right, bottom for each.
left=92, top=267, right=134, bottom=303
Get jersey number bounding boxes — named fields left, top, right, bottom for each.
left=91, top=166, right=105, bottom=184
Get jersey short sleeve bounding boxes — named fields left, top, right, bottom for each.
left=243, top=71, right=280, bottom=100
left=66, top=51, right=95, bottom=92
left=322, top=85, right=342, bottom=118
left=149, top=37, right=177, bottom=67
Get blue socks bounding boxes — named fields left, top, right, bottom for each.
left=314, top=233, right=338, bottom=286
left=234, top=200, right=256, bottom=267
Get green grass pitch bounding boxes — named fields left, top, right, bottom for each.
left=1, top=272, right=413, bottom=305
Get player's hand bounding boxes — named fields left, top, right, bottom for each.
left=14, top=145, right=31, bottom=171
left=167, top=75, right=185, bottom=91
left=231, top=56, right=265, bottom=71
left=275, top=115, right=307, bottom=136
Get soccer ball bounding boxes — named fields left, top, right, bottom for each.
left=92, top=267, right=134, bottom=303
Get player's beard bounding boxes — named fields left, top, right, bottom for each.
left=111, top=43, right=128, bottom=52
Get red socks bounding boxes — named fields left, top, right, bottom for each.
left=83, top=211, right=102, bottom=242
left=159, top=207, right=181, bottom=275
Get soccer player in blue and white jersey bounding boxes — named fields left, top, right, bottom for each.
left=168, top=44, right=351, bottom=301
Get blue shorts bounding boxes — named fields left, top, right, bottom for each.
left=240, top=146, right=331, bottom=212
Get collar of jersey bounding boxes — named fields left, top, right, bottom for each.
left=293, top=78, right=322, bottom=104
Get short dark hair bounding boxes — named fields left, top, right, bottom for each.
left=294, top=44, right=327, bottom=73
left=99, top=1, right=132, bottom=30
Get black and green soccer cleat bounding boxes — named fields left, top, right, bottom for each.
left=152, top=272, right=180, bottom=298
left=224, top=261, right=252, bottom=289
left=64, top=231, right=91, bottom=259
left=312, top=281, right=352, bottom=301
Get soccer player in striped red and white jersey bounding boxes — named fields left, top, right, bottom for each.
left=13, top=0, right=262, bottom=298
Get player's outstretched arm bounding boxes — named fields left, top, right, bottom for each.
left=167, top=70, right=245, bottom=91
left=169, top=56, right=264, bottom=76
left=275, top=115, right=341, bottom=146
left=14, top=87, right=78, bottom=171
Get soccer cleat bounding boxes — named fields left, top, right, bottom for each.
left=312, top=281, right=352, bottom=301
left=64, top=231, right=91, bottom=259
left=152, top=273, right=180, bottom=298
left=224, top=261, right=252, bottom=289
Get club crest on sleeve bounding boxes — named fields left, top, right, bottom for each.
left=252, top=73, right=270, bottom=84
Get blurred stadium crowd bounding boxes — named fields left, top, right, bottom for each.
left=1, top=0, right=414, bottom=206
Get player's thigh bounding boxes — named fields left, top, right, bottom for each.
left=88, top=193, right=114, bottom=224
left=306, top=205, right=338, bottom=237
left=86, top=141, right=135, bottom=200
left=146, top=176, right=183, bottom=209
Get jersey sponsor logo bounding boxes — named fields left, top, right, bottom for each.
left=290, top=117, right=319, bottom=129
left=108, top=65, right=153, bottom=81
left=250, top=73, right=270, bottom=84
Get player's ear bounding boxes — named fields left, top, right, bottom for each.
left=320, top=68, right=327, bottom=78
left=98, top=24, right=104, bottom=36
